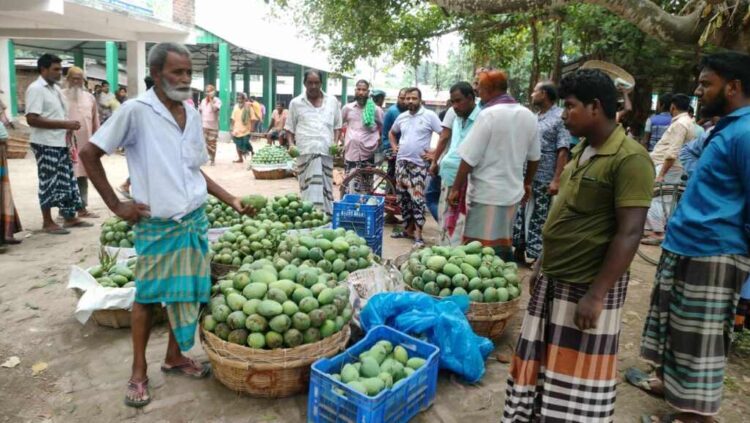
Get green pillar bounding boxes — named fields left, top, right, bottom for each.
left=7, top=39, right=16, bottom=116
left=73, top=49, right=84, bottom=69
left=271, top=72, right=277, bottom=113
left=105, top=41, right=118, bottom=89
left=242, top=64, right=250, bottom=96
left=340, top=77, right=348, bottom=105
left=320, top=71, right=328, bottom=93
left=231, top=72, right=237, bottom=104
left=261, top=56, right=272, bottom=128
left=218, top=43, right=230, bottom=132
left=205, top=54, right=217, bottom=90
left=294, top=64, right=303, bottom=97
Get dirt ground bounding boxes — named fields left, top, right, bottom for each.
left=1, top=139, right=748, bottom=423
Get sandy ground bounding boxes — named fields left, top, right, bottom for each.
left=1, top=139, right=748, bottom=422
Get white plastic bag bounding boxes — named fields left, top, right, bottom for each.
left=103, top=246, right=137, bottom=260
left=208, top=227, right=230, bottom=243
left=346, top=264, right=404, bottom=327
left=67, top=265, right=135, bottom=325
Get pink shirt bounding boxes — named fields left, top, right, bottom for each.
left=199, top=97, right=222, bottom=130
left=341, top=102, right=383, bottom=162
left=62, top=88, right=100, bottom=177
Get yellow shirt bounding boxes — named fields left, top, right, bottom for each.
left=649, top=112, right=695, bottom=168
left=231, top=105, right=252, bottom=137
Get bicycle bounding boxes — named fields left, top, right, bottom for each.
left=339, top=162, right=401, bottom=218
left=635, top=177, right=687, bottom=266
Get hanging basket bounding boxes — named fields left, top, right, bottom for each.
left=200, top=325, right=350, bottom=398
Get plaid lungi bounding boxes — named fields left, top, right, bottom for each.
left=503, top=273, right=629, bottom=422
left=344, top=157, right=374, bottom=194
left=640, top=251, right=750, bottom=416
left=297, top=154, right=334, bottom=215
left=203, top=128, right=218, bottom=161
left=464, top=202, right=517, bottom=260
left=0, top=143, right=22, bottom=240
left=30, top=144, right=82, bottom=218
left=134, top=207, right=211, bottom=351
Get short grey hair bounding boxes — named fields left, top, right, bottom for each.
left=147, top=42, right=191, bottom=71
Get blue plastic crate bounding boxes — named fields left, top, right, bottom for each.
left=307, top=326, right=440, bottom=423
left=333, top=195, right=385, bottom=239
left=364, top=233, right=383, bottom=257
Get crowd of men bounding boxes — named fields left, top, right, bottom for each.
left=0, top=42, right=747, bottom=422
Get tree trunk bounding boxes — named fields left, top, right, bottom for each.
left=431, top=0, right=750, bottom=52
left=551, top=15, right=564, bottom=83
left=529, top=18, right=540, bottom=101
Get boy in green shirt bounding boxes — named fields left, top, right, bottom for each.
left=502, top=69, right=654, bottom=422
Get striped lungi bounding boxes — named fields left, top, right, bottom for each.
left=463, top=202, right=517, bottom=260
left=134, top=207, right=211, bottom=351
left=640, top=251, right=750, bottom=416
left=0, top=142, right=22, bottom=240
left=203, top=128, right=218, bottom=161
left=503, top=273, right=629, bottom=422
left=30, top=144, right=82, bottom=218
left=297, top=154, right=333, bottom=215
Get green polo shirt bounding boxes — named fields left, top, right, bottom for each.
left=541, top=125, right=654, bottom=283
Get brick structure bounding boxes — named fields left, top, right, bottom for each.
left=172, top=0, right=195, bottom=26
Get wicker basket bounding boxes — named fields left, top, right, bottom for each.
left=6, top=136, right=29, bottom=159
left=252, top=168, right=289, bottom=180
left=211, top=261, right=239, bottom=281
left=403, top=283, right=520, bottom=340
left=89, top=306, right=167, bottom=329
left=201, top=325, right=350, bottom=397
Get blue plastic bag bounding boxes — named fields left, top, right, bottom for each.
left=359, top=292, right=495, bottom=383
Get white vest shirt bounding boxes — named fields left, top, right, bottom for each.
left=91, top=88, right=209, bottom=220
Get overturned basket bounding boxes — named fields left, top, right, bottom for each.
left=210, top=261, right=239, bottom=281
left=200, top=325, right=350, bottom=398
left=251, top=167, right=289, bottom=180
left=403, top=283, right=521, bottom=341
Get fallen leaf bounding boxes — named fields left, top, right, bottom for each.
left=31, top=362, right=48, bottom=375
left=1, top=356, right=20, bottom=368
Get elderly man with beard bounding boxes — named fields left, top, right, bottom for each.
left=79, top=43, right=256, bottom=408
left=339, top=79, right=383, bottom=193
left=628, top=52, right=750, bottom=423
left=62, top=66, right=100, bottom=218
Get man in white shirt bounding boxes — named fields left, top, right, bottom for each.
left=285, top=70, right=342, bottom=215
left=449, top=70, right=540, bottom=260
left=25, top=53, right=91, bottom=234
left=198, top=84, right=221, bottom=165
left=79, top=43, right=255, bottom=408
left=389, top=87, right=443, bottom=246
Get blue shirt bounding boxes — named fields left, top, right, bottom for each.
left=679, top=130, right=711, bottom=179
left=381, top=105, right=402, bottom=151
left=439, top=105, right=481, bottom=187
left=663, top=106, right=750, bottom=257
left=645, top=112, right=671, bottom=152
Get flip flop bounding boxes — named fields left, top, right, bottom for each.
left=124, top=378, right=151, bottom=408
left=63, top=220, right=94, bottom=228
left=390, top=231, right=413, bottom=240
left=641, top=414, right=681, bottom=423
left=625, top=367, right=663, bottom=398
left=43, top=227, right=70, bottom=235
left=161, top=357, right=211, bottom=379
left=77, top=211, right=100, bottom=219
left=413, top=238, right=426, bottom=247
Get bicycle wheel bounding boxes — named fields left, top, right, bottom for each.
left=339, top=167, right=400, bottom=216
left=638, top=183, right=684, bottom=266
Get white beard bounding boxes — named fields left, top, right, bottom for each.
left=161, top=78, right=192, bottom=102
left=66, top=86, right=83, bottom=103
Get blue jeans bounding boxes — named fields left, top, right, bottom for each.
left=425, top=174, right=441, bottom=223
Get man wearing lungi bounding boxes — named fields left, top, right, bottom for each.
left=25, top=53, right=92, bottom=234
left=502, top=69, right=654, bottom=422
left=79, top=43, right=255, bottom=408
left=629, top=52, right=750, bottom=423
left=285, top=70, right=342, bottom=215
left=448, top=70, right=539, bottom=261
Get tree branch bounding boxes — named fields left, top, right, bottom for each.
left=431, top=0, right=708, bottom=45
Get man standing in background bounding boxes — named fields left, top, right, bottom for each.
left=267, top=102, right=288, bottom=146
left=513, top=81, right=570, bottom=265
left=285, top=70, right=342, bottom=215
left=198, top=84, right=221, bottom=165
left=340, top=80, right=383, bottom=193
left=62, top=66, right=100, bottom=218
left=389, top=87, right=442, bottom=246
left=25, top=53, right=91, bottom=234
left=641, top=93, right=672, bottom=152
